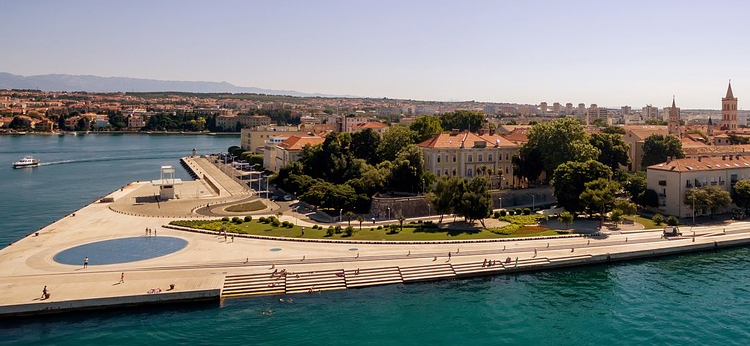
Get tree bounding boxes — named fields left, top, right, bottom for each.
left=685, top=186, right=732, bottom=219
left=345, top=211, right=355, bottom=227
left=377, top=125, right=416, bottom=162
left=601, top=126, right=626, bottom=135
left=397, top=214, right=406, bottom=232
left=623, top=171, right=647, bottom=204
left=512, top=145, right=545, bottom=183
left=356, top=215, right=364, bottom=230
left=558, top=211, right=574, bottom=230
left=523, top=118, right=600, bottom=177
left=454, top=176, right=493, bottom=227
left=589, top=132, right=630, bottom=171
left=9, top=116, right=31, bottom=130
left=388, top=144, right=430, bottom=193
left=428, top=176, right=464, bottom=223
left=641, top=134, right=684, bottom=169
left=410, top=115, right=444, bottom=142
left=107, top=112, right=127, bottom=130
left=551, top=160, right=612, bottom=213
left=440, top=110, right=485, bottom=132
left=351, top=128, right=381, bottom=164
left=609, top=209, right=624, bottom=227
left=579, top=178, right=621, bottom=228
left=614, top=199, right=637, bottom=216
left=733, top=179, right=750, bottom=213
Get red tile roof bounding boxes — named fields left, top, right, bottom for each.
left=277, top=135, right=325, bottom=151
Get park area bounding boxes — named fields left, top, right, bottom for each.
left=170, top=213, right=569, bottom=241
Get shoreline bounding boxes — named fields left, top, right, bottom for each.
left=2, top=156, right=750, bottom=318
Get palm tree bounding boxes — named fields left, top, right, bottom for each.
left=356, top=215, right=365, bottom=230
left=345, top=211, right=355, bottom=227
left=397, top=214, right=406, bottom=232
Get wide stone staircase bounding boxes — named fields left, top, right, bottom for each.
left=284, top=269, right=347, bottom=294
left=343, top=267, right=403, bottom=288
left=222, top=273, right=286, bottom=298
left=399, top=263, right=456, bottom=282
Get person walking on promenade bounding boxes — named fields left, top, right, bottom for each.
left=41, top=285, right=48, bottom=299
left=119, top=272, right=125, bottom=283
left=83, top=257, right=88, bottom=268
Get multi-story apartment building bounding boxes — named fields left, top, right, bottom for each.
left=646, top=155, right=750, bottom=218
left=216, top=114, right=271, bottom=131
left=240, top=126, right=309, bottom=153
left=274, top=135, right=326, bottom=173
left=418, top=129, right=519, bottom=189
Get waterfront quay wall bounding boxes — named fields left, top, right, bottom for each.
left=0, top=289, right=220, bottom=317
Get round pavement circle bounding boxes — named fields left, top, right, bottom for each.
left=53, top=236, right=188, bottom=266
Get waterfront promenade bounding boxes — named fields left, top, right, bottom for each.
left=2, top=157, right=750, bottom=317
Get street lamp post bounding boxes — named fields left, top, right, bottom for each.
left=692, top=195, right=696, bottom=225
left=387, top=207, right=391, bottom=221
left=499, top=197, right=502, bottom=210
left=339, top=208, right=343, bottom=223
left=294, top=206, right=298, bottom=226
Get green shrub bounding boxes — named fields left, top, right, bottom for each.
left=493, top=211, right=501, bottom=218
left=345, top=226, right=354, bottom=236
left=500, top=210, right=507, bottom=217
left=508, top=210, right=515, bottom=216
left=335, top=225, right=343, bottom=234
left=271, top=220, right=281, bottom=227
left=377, top=225, right=383, bottom=230
left=523, top=208, right=531, bottom=215
left=281, top=221, right=291, bottom=227
left=326, top=227, right=335, bottom=237
left=515, top=208, right=523, bottom=215
left=259, top=217, right=267, bottom=223
left=666, top=215, right=679, bottom=226
left=652, top=213, right=664, bottom=225
left=312, top=225, right=318, bottom=229
left=221, top=217, right=229, bottom=222
left=244, top=216, right=252, bottom=222
left=388, top=224, right=400, bottom=234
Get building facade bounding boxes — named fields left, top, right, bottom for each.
left=418, top=129, right=519, bottom=189
left=647, top=155, right=750, bottom=218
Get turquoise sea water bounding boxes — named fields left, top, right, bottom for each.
left=2, top=134, right=750, bottom=345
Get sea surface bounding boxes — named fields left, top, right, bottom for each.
left=2, top=134, right=750, bottom=345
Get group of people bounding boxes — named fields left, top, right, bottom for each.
left=482, top=259, right=499, bottom=267
left=145, top=227, right=157, bottom=236
left=147, top=288, right=162, bottom=294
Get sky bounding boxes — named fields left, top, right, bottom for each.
left=2, top=0, right=750, bottom=109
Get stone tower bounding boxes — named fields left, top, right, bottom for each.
left=722, top=81, right=738, bottom=131
left=668, top=96, right=681, bottom=137
left=708, top=117, right=714, bottom=136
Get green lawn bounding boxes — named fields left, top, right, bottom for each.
left=170, top=218, right=562, bottom=241
left=224, top=200, right=266, bottom=212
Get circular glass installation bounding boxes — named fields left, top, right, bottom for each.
left=54, top=236, right=188, bottom=265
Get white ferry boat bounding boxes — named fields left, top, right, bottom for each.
left=13, top=156, right=40, bottom=168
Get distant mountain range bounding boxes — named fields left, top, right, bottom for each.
left=0, top=72, right=350, bottom=97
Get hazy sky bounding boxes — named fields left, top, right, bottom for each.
left=2, top=0, right=749, bottom=108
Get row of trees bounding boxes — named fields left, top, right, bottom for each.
left=428, top=176, right=493, bottom=226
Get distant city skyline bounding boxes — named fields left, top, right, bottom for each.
left=2, top=0, right=750, bottom=109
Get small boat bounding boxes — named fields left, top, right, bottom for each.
left=13, top=156, right=40, bottom=168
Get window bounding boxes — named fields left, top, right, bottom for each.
left=505, top=153, right=509, bottom=160
left=488, top=154, right=493, bottom=161
left=478, top=154, right=483, bottom=162
left=467, top=169, right=473, bottom=177
left=468, top=155, right=473, bottom=163
left=453, top=155, right=456, bottom=162
left=436, top=155, right=440, bottom=163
